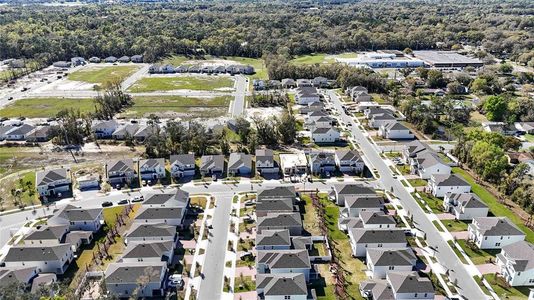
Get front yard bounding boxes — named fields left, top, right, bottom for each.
left=456, top=239, right=499, bottom=265
left=441, top=219, right=470, bottom=232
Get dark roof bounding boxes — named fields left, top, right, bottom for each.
left=256, top=229, right=291, bottom=247
left=4, top=244, right=71, bottom=262
left=139, top=158, right=165, bottom=169
left=349, top=229, right=406, bottom=244
left=498, top=241, right=534, bottom=271
left=142, top=190, right=189, bottom=207
left=447, top=193, right=487, bottom=209
left=334, top=184, right=376, bottom=196
left=107, top=159, right=134, bottom=174
left=257, top=249, right=311, bottom=269
left=122, top=241, right=174, bottom=259
left=257, top=186, right=295, bottom=201
left=54, top=205, right=102, bottom=222
left=345, top=195, right=385, bottom=209
left=256, top=199, right=294, bottom=213
left=24, top=225, right=69, bottom=241
left=36, top=168, right=68, bottom=187
left=105, top=262, right=166, bottom=284
left=257, top=212, right=302, bottom=228
left=367, top=248, right=416, bottom=267
left=360, top=212, right=396, bottom=225
left=473, top=217, right=525, bottom=237
left=126, top=223, right=176, bottom=238
left=228, top=153, right=252, bottom=170
left=135, top=207, right=184, bottom=220
left=170, top=154, right=195, bottom=166
left=432, top=174, right=469, bottom=187
left=388, top=271, right=434, bottom=294
left=256, top=273, right=307, bottom=296
left=0, top=267, right=36, bottom=287
left=335, top=149, right=362, bottom=162
left=200, top=155, right=225, bottom=171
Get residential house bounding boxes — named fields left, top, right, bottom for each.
left=281, top=78, right=296, bottom=88
left=36, top=168, right=71, bottom=197
left=134, top=207, right=185, bottom=226
left=0, top=267, right=37, bottom=290
left=256, top=229, right=292, bottom=251
left=112, top=124, right=139, bottom=140
left=104, top=262, right=167, bottom=298
left=30, top=273, right=57, bottom=295
left=330, top=183, right=376, bottom=206
left=402, top=140, right=428, bottom=164
left=359, top=279, right=394, bottom=300
left=344, top=195, right=385, bottom=218
left=279, top=153, right=308, bottom=177
left=257, top=186, right=296, bottom=202
left=200, top=155, right=225, bottom=177
left=299, top=101, right=324, bottom=114
left=2, top=245, right=74, bottom=275
left=257, top=212, right=303, bottom=236
left=306, top=116, right=333, bottom=132
left=253, top=79, right=266, bottom=90
left=50, top=204, right=103, bottom=232
left=106, top=159, right=137, bottom=186
left=443, top=193, right=489, bottom=220
left=255, top=148, right=279, bottom=175
left=70, top=57, right=85, bottom=66
left=228, top=153, right=253, bottom=176
left=369, top=113, right=397, bottom=129
left=170, top=154, right=196, bottom=178
left=26, top=126, right=51, bottom=142
left=6, top=124, right=34, bottom=140
left=349, top=86, right=368, bottom=99
left=131, top=55, right=143, bottom=63
left=256, top=198, right=295, bottom=218
left=312, top=76, right=328, bottom=87
left=379, top=122, right=414, bottom=140
left=268, top=80, right=282, bottom=89
left=64, top=231, right=94, bottom=252
left=427, top=174, right=470, bottom=198
left=121, top=241, right=174, bottom=265
left=139, top=158, right=166, bottom=181
left=387, top=272, right=434, bottom=299
left=256, top=250, right=311, bottom=281
left=296, top=79, right=313, bottom=87
left=413, top=151, right=451, bottom=179
left=124, top=223, right=177, bottom=245
left=364, top=107, right=395, bottom=120
left=482, top=122, right=517, bottom=135
left=23, top=225, right=69, bottom=246
left=104, top=56, right=117, bottom=63
left=0, top=125, right=14, bottom=141
left=134, top=125, right=159, bottom=141
left=496, top=241, right=534, bottom=287
left=308, top=152, right=336, bottom=175
left=515, top=122, right=534, bottom=134
left=89, top=57, right=100, bottom=63
left=295, top=86, right=320, bottom=105
left=53, top=61, right=71, bottom=68
left=353, top=91, right=372, bottom=103
left=311, top=126, right=340, bottom=144
left=348, top=229, right=407, bottom=257
left=142, top=190, right=189, bottom=208
left=256, top=273, right=308, bottom=300
left=366, top=248, right=417, bottom=279
left=76, top=173, right=100, bottom=190
left=335, top=149, right=365, bottom=174
left=118, top=56, right=130, bottom=63
left=359, top=211, right=396, bottom=229
left=468, top=217, right=525, bottom=249
left=91, top=120, right=119, bottom=139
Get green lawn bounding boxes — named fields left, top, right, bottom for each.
left=408, top=178, right=428, bottom=187
left=457, top=239, right=499, bottom=265
left=128, top=76, right=234, bottom=92
left=0, top=97, right=95, bottom=118
left=453, top=167, right=534, bottom=243
left=158, top=55, right=190, bottom=66
left=226, top=56, right=268, bottom=80
left=290, top=53, right=332, bottom=65
left=121, top=95, right=231, bottom=118
left=524, top=134, right=534, bottom=143
left=447, top=240, right=468, bottom=264
left=1, top=171, right=38, bottom=211
left=418, top=193, right=445, bottom=213
left=67, top=65, right=139, bottom=85
left=483, top=274, right=531, bottom=300
left=233, top=275, right=255, bottom=292
left=102, top=206, right=126, bottom=228
left=441, top=219, right=470, bottom=232
left=432, top=220, right=444, bottom=232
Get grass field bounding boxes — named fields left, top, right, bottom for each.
left=453, top=167, right=534, bottom=243
left=290, top=53, right=334, bottom=65
left=0, top=171, right=38, bottom=211
left=127, top=76, right=234, bottom=92
left=122, top=95, right=231, bottom=118
left=158, top=55, right=190, bottom=66
left=0, top=97, right=95, bottom=118
left=457, top=239, right=499, bottom=265
left=67, top=65, right=139, bottom=85
left=441, top=219, right=470, bottom=232
left=483, top=274, right=530, bottom=300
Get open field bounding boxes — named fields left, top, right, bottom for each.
left=290, top=53, right=333, bottom=65
left=67, top=65, right=139, bottom=85
left=0, top=170, right=38, bottom=211
left=453, top=167, right=534, bottom=243
left=127, top=76, right=234, bottom=92
left=121, top=95, right=231, bottom=118
left=158, top=55, right=190, bottom=66
left=0, top=97, right=95, bottom=118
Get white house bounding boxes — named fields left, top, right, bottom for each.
left=443, top=193, right=489, bottom=220
left=257, top=213, right=303, bottom=236
left=91, top=120, right=119, bottom=139
left=348, top=229, right=407, bottom=257
left=335, top=149, right=365, bottom=174
left=3, top=245, right=74, bottom=275
left=387, top=271, right=434, bottom=299
left=256, top=273, right=308, bottom=300
left=169, top=154, right=195, bottom=178
left=413, top=151, right=451, bottom=179
left=121, top=241, right=175, bottom=265
left=76, top=173, right=100, bottom=190
left=379, top=122, right=414, bottom=140
left=308, top=152, right=336, bottom=175
left=256, top=250, right=311, bottom=281
left=255, top=148, right=278, bottom=174
left=106, top=159, right=137, bottom=186
left=23, top=225, right=69, bottom=247
left=311, top=126, right=340, bottom=144
left=124, top=223, right=177, bottom=245
left=104, top=262, right=167, bottom=298
left=468, top=217, right=525, bottom=249
left=134, top=207, right=185, bottom=226
left=427, top=174, right=470, bottom=198
left=496, top=241, right=534, bottom=287
left=295, top=87, right=320, bottom=105
left=49, top=205, right=103, bottom=232
left=279, top=153, right=308, bottom=177
left=36, top=168, right=71, bottom=197
left=344, top=195, right=385, bottom=218
left=330, top=183, right=377, bottom=206
left=366, top=248, right=416, bottom=279
left=369, top=113, right=397, bottom=129
left=360, top=211, right=396, bottom=229
left=256, top=229, right=292, bottom=251
left=139, top=158, right=166, bottom=181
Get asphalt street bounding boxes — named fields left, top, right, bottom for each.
left=230, top=75, right=247, bottom=116
left=326, top=89, right=487, bottom=299
left=197, top=192, right=234, bottom=300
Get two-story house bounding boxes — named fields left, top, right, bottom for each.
left=106, top=159, right=137, bottom=186
left=36, top=168, right=71, bottom=198
left=139, top=158, right=166, bottom=181
left=443, top=193, right=489, bottom=220
left=427, top=174, right=471, bottom=198
left=366, top=248, right=417, bottom=279
left=468, top=217, right=525, bottom=249
left=348, top=229, right=407, bottom=257
left=335, top=149, right=365, bottom=174
left=496, top=241, right=534, bottom=287
left=2, top=244, right=74, bottom=275
left=169, top=154, right=196, bottom=178
left=256, top=249, right=311, bottom=281
left=255, top=148, right=279, bottom=175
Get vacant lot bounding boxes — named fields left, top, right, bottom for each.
left=127, top=76, right=234, bottom=92
left=290, top=53, right=333, bottom=65
left=67, top=65, right=139, bottom=85
left=121, top=95, right=231, bottom=118
left=0, top=97, right=95, bottom=118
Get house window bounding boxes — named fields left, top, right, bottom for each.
left=528, top=278, right=533, bottom=283
left=484, top=237, right=487, bottom=240
left=415, top=293, right=418, bottom=297
left=388, top=266, right=394, bottom=270
left=284, top=297, right=291, bottom=300
left=496, top=243, right=501, bottom=247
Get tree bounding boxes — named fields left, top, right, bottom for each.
left=93, top=79, right=133, bottom=120
left=276, top=111, right=297, bottom=145
left=252, top=117, right=278, bottom=146
left=482, top=95, right=507, bottom=121
left=499, top=63, right=514, bottom=74
left=426, top=69, right=446, bottom=88
left=234, top=117, right=251, bottom=144
left=447, top=81, right=464, bottom=94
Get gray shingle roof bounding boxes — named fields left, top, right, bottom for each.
left=257, top=212, right=302, bottom=228
left=125, top=223, right=176, bottom=238
left=200, top=155, right=225, bottom=171
left=54, top=205, right=102, bottom=222
left=256, top=230, right=291, bottom=247
left=387, top=271, right=434, bottom=294
left=416, top=151, right=446, bottom=169
left=105, top=262, right=166, bottom=284
left=36, top=168, right=68, bottom=187
left=498, top=241, right=534, bottom=272
left=360, top=280, right=394, bottom=300
left=312, top=127, right=334, bottom=134
left=4, top=244, right=71, bottom=262
left=122, top=241, right=174, bottom=259
left=309, top=152, right=336, bottom=166
left=257, top=249, right=311, bottom=269
left=170, top=154, right=195, bottom=166
left=432, top=174, right=469, bottom=187
left=228, top=153, right=252, bottom=170
left=349, top=229, right=406, bottom=244
left=404, top=140, right=428, bottom=157
left=335, top=149, right=362, bottom=162
left=448, top=193, right=487, bottom=209
left=143, top=190, right=189, bottom=207
left=0, top=267, right=36, bottom=287
left=135, top=207, right=183, bottom=220
left=139, top=158, right=165, bottom=170
left=367, top=248, right=416, bottom=267
left=255, top=148, right=274, bottom=165
left=335, top=183, right=376, bottom=196
left=360, top=211, right=396, bottom=225
left=345, top=195, right=385, bottom=209
left=256, top=199, right=294, bottom=213
left=256, top=273, right=307, bottom=296
left=107, top=159, right=134, bottom=174
left=24, top=225, right=69, bottom=241
left=257, top=186, right=295, bottom=200
left=473, top=217, right=525, bottom=237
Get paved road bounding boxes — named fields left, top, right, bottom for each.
left=326, top=90, right=488, bottom=299
left=197, top=192, right=234, bottom=300
left=23, top=90, right=234, bottom=99
left=230, top=75, right=247, bottom=116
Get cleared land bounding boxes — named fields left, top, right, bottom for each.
left=67, top=65, right=139, bottom=85
left=0, top=97, right=95, bottom=118
left=127, top=76, right=234, bottom=92
left=121, top=95, right=232, bottom=118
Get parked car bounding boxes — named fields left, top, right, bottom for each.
left=168, top=274, right=184, bottom=289
left=131, top=195, right=144, bottom=202
left=117, top=199, right=128, bottom=205
left=101, top=201, right=113, bottom=207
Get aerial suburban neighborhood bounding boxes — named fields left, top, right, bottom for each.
left=0, top=0, right=533, bottom=300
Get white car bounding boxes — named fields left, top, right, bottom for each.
left=168, top=274, right=184, bottom=289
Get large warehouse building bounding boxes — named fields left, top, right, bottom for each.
left=413, top=51, right=483, bottom=68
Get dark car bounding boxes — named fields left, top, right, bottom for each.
left=101, top=201, right=113, bottom=207
left=117, top=199, right=129, bottom=205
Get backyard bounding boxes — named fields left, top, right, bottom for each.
left=127, top=75, right=234, bottom=92
left=0, top=97, right=95, bottom=118
left=67, top=65, right=139, bottom=85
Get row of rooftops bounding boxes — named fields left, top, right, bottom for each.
left=52, top=55, right=144, bottom=68
left=149, top=63, right=254, bottom=75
